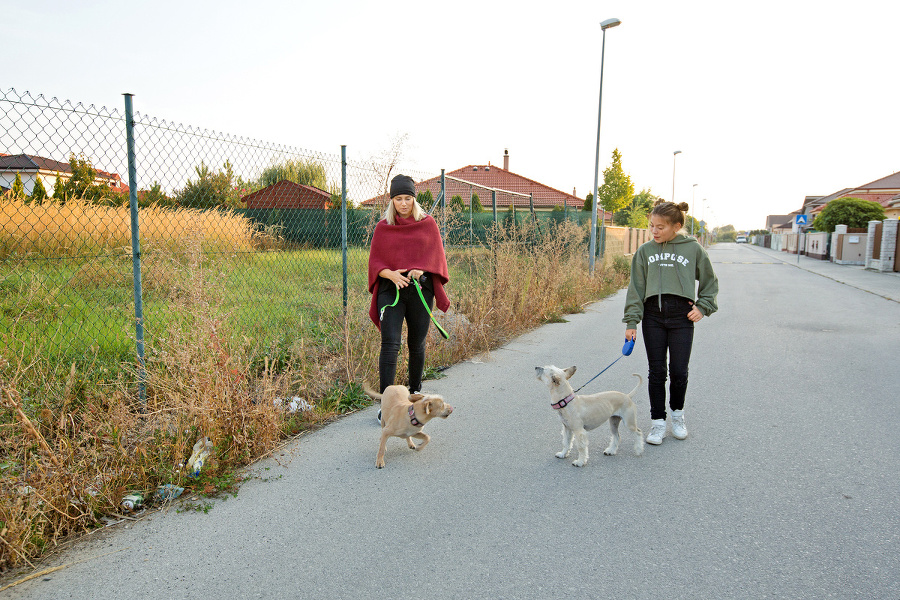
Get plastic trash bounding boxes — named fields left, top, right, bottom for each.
left=153, top=484, right=185, bottom=502
left=122, top=493, right=144, bottom=511
left=622, top=338, right=635, bottom=356
left=274, top=396, right=314, bottom=412
left=186, top=437, right=213, bottom=478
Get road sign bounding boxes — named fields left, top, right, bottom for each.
left=796, top=214, right=809, bottom=225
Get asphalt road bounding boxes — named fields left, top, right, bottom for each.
left=6, top=243, right=900, bottom=600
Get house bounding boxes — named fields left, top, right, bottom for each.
left=361, top=150, right=595, bottom=220
left=808, top=171, right=900, bottom=219
left=240, top=179, right=333, bottom=209
left=765, top=214, right=794, bottom=232
left=0, top=153, right=128, bottom=197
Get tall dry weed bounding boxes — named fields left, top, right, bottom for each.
left=0, top=197, right=264, bottom=260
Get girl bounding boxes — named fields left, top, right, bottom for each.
left=623, top=200, right=718, bottom=445
left=368, top=174, right=450, bottom=399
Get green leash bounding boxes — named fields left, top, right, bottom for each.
left=378, top=278, right=449, bottom=339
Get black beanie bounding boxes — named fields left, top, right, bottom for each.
left=390, top=174, right=416, bottom=198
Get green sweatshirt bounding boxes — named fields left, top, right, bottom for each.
left=623, top=234, right=719, bottom=329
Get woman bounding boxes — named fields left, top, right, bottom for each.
left=368, top=174, right=450, bottom=397
left=623, top=200, right=719, bottom=445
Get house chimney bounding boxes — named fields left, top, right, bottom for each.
left=503, top=148, right=509, bottom=171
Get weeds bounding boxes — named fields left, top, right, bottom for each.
left=0, top=207, right=630, bottom=574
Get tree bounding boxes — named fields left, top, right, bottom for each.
left=471, top=193, right=484, bottom=213
left=715, top=224, right=736, bottom=242
left=137, top=182, right=174, bottom=208
left=417, top=189, right=434, bottom=210
left=583, top=192, right=594, bottom=212
left=52, top=173, right=65, bottom=200
left=812, top=197, right=885, bottom=233
left=62, top=153, right=112, bottom=202
left=613, top=188, right=654, bottom=228
left=30, top=177, right=48, bottom=203
left=177, top=161, right=241, bottom=209
left=596, top=149, right=634, bottom=215
left=259, top=158, right=328, bottom=190
left=11, top=172, right=25, bottom=199
left=449, top=194, right=465, bottom=211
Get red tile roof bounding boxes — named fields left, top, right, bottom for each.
left=241, top=179, right=332, bottom=209
left=361, top=165, right=583, bottom=211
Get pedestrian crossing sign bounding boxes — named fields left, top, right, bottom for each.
left=796, top=214, right=809, bottom=225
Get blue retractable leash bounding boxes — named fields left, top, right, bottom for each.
left=379, top=278, right=449, bottom=339
left=572, top=338, right=635, bottom=393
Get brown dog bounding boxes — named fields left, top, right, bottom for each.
left=364, top=384, right=454, bottom=469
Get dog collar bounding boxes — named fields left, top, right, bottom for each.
left=551, top=394, right=575, bottom=410
left=408, top=405, right=423, bottom=427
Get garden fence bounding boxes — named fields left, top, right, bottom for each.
left=1, top=88, right=626, bottom=397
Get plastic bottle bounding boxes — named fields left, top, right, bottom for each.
left=122, top=493, right=144, bottom=511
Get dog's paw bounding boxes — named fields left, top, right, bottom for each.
left=375, top=459, right=385, bottom=469
left=572, top=459, right=585, bottom=467
left=603, top=447, right=617, bottom=456
left=555, top=451, right=569, bottom=459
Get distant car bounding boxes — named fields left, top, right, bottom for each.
left=736, top=235, right=748, bottom=244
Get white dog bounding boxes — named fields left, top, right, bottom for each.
left=535, top=366, right=643, bottom=467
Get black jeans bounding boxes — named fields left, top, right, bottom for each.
left=641, top=294, right=694, bottom=420
left=377, top=277, right=434, bottom=393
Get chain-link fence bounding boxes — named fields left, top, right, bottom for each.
left=1, top=88, right=640, bottom=394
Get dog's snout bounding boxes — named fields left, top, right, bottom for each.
left=535, top=367, right=543, bottom=378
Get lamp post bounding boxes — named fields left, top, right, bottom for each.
left=691, top=183, right=698, bottom=236
left=589, top=17, right=622, bottom=275
left=670, top=150, right=682, bottom=204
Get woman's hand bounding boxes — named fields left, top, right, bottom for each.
left=380, top=269, right=411, bottom=288
left=408, top=269, right=424, bottom=281
left=625, top=329, right=637, bottom=342
left=687, top=302, right=704, bottom=323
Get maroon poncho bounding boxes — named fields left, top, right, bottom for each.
left=367, top=214, right=450, bottom=328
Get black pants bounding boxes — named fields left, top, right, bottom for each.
left=641, top=294, right=694, bottom=420
left=377, top=278, right=434, bottom=393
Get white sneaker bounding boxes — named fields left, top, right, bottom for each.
left=376, top=409, right=382, bottom=425
left=646, top=419, right=666, bottom=445
left=671, top=410, right=687, bottom=439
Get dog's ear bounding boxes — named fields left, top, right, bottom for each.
left=409, top=393, right=424, bottom=402
left=564, top=366, right=576, bottom=380
left=423, top=399, right=433, bottom=415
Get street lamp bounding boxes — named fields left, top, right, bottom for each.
left=691, top=183, right=698, bottom=236
left=589, top=17, right=622, bottom=275
left=670, top=150, right=682, bottom=204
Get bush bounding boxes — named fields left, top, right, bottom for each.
left=812, top=197, right=885, bottom=233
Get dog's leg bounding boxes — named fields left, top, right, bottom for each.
left=556, top=425, right=573, bottom=459
left=572, top=430, right=589, bottom=467
left=410, top=432, right=430, bottom=451
left=624, top=404, right=644, bottom=456
left=604, top=415, right=622, bottom=456
left=376, top=432, right=389, bottom=469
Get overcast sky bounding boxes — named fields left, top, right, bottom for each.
left=5, top=0, right=899, bottom=229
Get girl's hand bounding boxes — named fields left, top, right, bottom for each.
left=625, top=329, right=637, bottom=341
left=687, top=302, right=704, bottom=323
left=408, top=269, right=424, bottom=281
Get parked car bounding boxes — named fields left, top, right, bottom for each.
left=736, top=235, right=748, bottom=243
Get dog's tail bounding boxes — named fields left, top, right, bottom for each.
left=362, top=383, right=383, bottom=402
left=627, top=374, right=643, bottom=400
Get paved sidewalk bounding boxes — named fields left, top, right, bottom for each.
left=743, top=243, right=900, bottom=302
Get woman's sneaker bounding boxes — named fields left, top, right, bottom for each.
left=376, top=409, right=382, bottom=425
left=646, top=419, right=667, bottom=445
left=671, top=410, right=688, bottom=440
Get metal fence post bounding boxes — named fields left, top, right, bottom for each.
left=440, top=169, right=446, bottom=241
left=123, top=93, right=146, bottom=405
left=341, top=145, right=348, bottom=309
left=492, top=189, right=497, bottom=222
